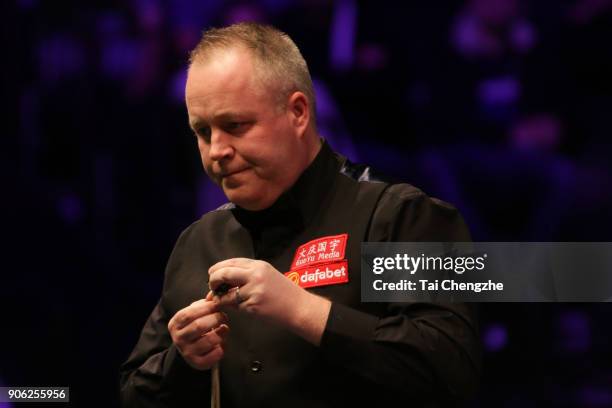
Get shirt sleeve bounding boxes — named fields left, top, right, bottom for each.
left=319, top=184, right=482, bottom=400
left=119, top=226, right=211, bottom=408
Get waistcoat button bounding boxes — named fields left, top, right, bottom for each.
left=250, top=360, right=262, bottom=373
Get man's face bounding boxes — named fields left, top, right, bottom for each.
left=185, top=48, right=306, bottom=210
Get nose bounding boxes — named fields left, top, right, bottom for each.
left=207, top=130, right=234, bottom=162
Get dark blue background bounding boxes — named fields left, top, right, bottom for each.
left=2, top=0, right=611, bottom=406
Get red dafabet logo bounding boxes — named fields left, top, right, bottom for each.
left=285, top=234, right=349, bottom=288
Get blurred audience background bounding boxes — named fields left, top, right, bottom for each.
left=2, top=0, right=612, bottom=406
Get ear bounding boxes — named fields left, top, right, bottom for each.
left=287, top=91, right=310, bottom=137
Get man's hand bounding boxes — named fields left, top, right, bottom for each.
left=167, top=297, right=229, bottom=370
left=208, top=258, right=331, bottom=345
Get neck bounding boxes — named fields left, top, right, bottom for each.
left=303, top=131, right=323, bottom=171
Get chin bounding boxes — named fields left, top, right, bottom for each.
left=225, top=190, right=272, bottom=211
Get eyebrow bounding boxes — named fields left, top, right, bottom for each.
left=189, top=111, right=256, bottom=130
left=189, top=118, right=207, bottom=130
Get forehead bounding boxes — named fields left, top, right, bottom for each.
left=185, top=48, right=267, bottom=117
left=187, top=47, right=254, bottom=94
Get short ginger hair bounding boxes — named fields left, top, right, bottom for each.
left=189, top=22, right=316, bottom=121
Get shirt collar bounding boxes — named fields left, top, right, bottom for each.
left=232, top=140, right=342, bottom=232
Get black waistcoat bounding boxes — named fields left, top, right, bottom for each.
left=163, top=142, right=389, bottom=407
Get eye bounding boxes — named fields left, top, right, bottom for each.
left=224, top=121, right=251, bottom=134
left=194, top=126, right=211, bottom=143
left=226, top=122, right=243, bottom=131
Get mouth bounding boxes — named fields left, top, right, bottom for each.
left=221, top=167, right=250, bottom=178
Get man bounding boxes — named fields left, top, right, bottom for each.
left=120, top=22, right=480, bottom=407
